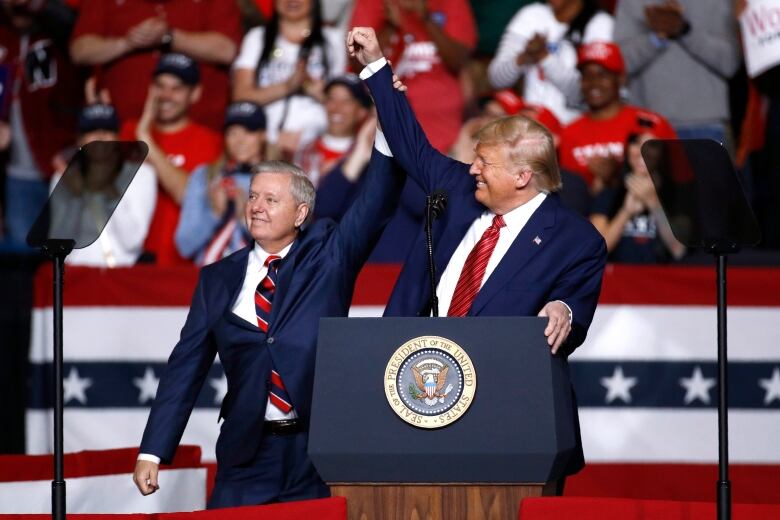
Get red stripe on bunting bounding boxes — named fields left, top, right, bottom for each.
left=32, top=263, right=780, bottom=308
left=0, top=446, right=202, bottom=482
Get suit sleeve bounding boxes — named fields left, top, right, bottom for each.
left=331, top=148, right=405, bottom=272
left=314, top=161, right=362, bottom=221
left=363, top=65, right=469, bottom=194
left=139, top=270, right=219, bottom=463
left=550, top=233, right=607, bottom=357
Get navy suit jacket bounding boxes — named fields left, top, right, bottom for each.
left=140, top=149, right=404, bottom=469
left=366, top=65, right=607, bottom=475
left=365, top=65, right=607, bottom=358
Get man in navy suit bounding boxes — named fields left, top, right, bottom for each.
left=132, top=145, right=404, bottom=506
left=348, top=28, right=607, bottom=477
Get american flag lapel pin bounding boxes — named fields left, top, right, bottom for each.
left=533, top=236, right=542, bottom=246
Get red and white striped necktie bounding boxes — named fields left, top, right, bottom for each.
left=447, top=215, right=506, bottom=317
left=254, top=255, right=293, bottom=413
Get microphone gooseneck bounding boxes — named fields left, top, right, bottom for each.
left=425, top=191, right=448, bottom=317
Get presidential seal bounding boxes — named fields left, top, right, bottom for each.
left=384, top=335, right=476, bottom=429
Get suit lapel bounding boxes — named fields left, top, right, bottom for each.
left=470, top=195, right=558, bottom=315
left=221, top=246, right=259, bottom=332
left=224, top=246, right=251, bottom=306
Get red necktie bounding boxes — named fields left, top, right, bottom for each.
left=254, top=255, right=293, bottom=414
left=447, top=215, right=506, bottom=317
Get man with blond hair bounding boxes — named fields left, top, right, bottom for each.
left=349, top=27, right=607, bottom=480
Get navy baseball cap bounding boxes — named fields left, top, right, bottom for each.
left=325, top=74, right=373, bottom=108
left=77, top=103, right=120, bottom=133
left=224, top=101, right=266, bottom=131
left=153, top=53, right=200, bottom=85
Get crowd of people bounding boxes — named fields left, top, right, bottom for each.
left=0, top=0, right=777, bottom=266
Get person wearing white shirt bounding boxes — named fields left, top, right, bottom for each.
left=48, top=104, right=156, bottom=268
left=232, top=0, right=347, bottom=156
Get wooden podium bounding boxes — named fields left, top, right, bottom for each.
left=309, top=318, right=580, bottom=520
left=330, top=483, right=557, bottom=520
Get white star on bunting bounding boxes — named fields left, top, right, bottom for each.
left=759, top=367, right=780, bottom=405
left=600, top=366, right=638, bottom=404
left=133, top=367, right=159, bottom=404
left=63, top=367, right=93, bottom=404
left=680, top=366, right=716, bottom=405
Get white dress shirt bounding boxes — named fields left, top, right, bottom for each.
left=436, top=193, right=547, bottom=315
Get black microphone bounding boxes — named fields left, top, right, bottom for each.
left=429, top=190, right=448, bottom=219
left=425, top=190, right=448, bottom=317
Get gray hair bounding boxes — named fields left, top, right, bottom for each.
left=251, top=160, right=316, bottom=223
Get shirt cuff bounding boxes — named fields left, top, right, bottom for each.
left=555, top=300, right=573, bottom=324
left=374, top=128, right=393, bottom=157
left=137, top=453, right=161, bottom=465
left=359, top=57, right=388, bottom=80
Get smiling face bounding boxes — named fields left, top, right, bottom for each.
left=580, top=62, right=621, bottom=113
left=324, top=84, right=367, bottom=137
left=225, top=125, right=266, bottom=165
left=152, top=74, right=200, bottom=126
left=469, top=143, right=526, bottom=214
left=245, top=172, right=309, bottom=253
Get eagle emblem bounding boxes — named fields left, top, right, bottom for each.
left=410, top=359, right=454, bottom=406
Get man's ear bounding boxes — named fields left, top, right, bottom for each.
left=515, top=168, right=534, bottom=189
left=295, top=203, right=310, bottom=228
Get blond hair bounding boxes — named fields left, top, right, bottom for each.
left=475, top=116, right=562, bottom=192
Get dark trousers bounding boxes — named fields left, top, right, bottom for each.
left=208, top=430, right=329, bottom=509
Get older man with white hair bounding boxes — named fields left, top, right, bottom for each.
left=133, top=138, right=404, bottom=506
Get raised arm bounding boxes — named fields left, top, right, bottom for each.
left=347, top=27, right=468, bottom=194
left=332, top=145, right=405, bottom=272
left=614, top=0, right=665, bottom=77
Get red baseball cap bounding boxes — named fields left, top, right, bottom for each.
left=492, top=90, right=562, bottom=140
left=577, top=42, right=625, bottom=75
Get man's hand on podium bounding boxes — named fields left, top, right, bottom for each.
left=133, top=459, right=160, bottom=495
left=538, top=301, right=572, bottom=355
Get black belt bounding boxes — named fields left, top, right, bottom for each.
left=263, top=418, right=305, bottom=436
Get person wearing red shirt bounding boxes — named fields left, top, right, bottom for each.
left=558, top=41, right=676, bottom=194
left=350, top=0, right=476, bottom=152
left=121, top=53, right=221, bottom=266
left=69, top=0, right=240, bottom=131
left=0, top=1, right=81, bottom=247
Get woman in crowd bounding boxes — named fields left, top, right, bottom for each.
left=590, top=132, right=686, bottom=263
left=175, top=101, right=266, bottom=266
left=232, top=0, right=346, bottom=160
